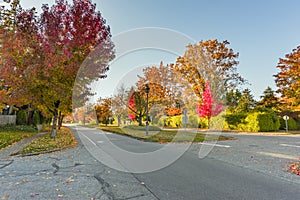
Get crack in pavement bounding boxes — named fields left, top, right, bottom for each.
left=93, top=172, right=115, bottom=200
left=52, top=163, right=60, bottom=174
left=115, top=194, right=146, bottom=200
left=0, top=159, right=14, bottom=169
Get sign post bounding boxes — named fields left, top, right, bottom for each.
left=283, top=115, right=289, bottom=133
left=182, top=109, right=188, bottom=136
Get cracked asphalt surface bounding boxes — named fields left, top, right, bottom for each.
left=1, top=127, right=300, bottom=199
left=0, top=129, right=156, bottom=200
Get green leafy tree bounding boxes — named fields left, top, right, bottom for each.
left=226, top=89, right=242, bottom=112
left=235, top=89, right=256, bottom=113
left=256, top=87, right=279, bottom=111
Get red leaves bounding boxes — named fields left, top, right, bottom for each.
left=287, top=161, right=300, bottom=176
left=1, top=0, right=114, bottom=117
left=128, top=92, right=136, bottom=120
left=196, top=82, right=224, bottom=119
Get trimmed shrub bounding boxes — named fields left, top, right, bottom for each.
left=198, top=117, right=208, bottom=128
left=158, top=115, right=190, bottom=128
left=124, top=125, right=161, bottom=131
left=16, top=110, right=28, bottom=125
left=225, top=113, right=247, bottom=130
left=157, top=116, right=167, bottom=127
left=32, top=110, right=41, bottom=126
left=187, top=115, right=199, bottom=128
left=242, top=112, right=280, bottom=132
left=210, top=113, right=227, bottom=130
left=279, top=117, right=299, bottom=130
left=169, top=115, right=182, bottom=128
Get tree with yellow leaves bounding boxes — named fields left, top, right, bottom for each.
left=274, top=45, right=300, bottom=111
left=174, top=39, right=246, bottom=104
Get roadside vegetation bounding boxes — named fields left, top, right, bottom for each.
left=99, top=125, right=234, bottom=143
left=18, top=127, right=77, bottom=155
left=0, top=125, right=38, bottom=150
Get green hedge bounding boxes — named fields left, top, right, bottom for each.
left=16, top=110, right=28, bottom=125
left=32, top=110, right=41, bottom=126
left=279, top=117, right=299, bottom=130
left=225, top=113, right=247, bottom=130
left=239, top=112, right=280, bottom=132
left=157, top=115, right=208, bottom=128
left=157, top=116, right=182, bottom=128
left=156, top=111, right=281, bottom=132
left=124, top=125, right=161, bottom=131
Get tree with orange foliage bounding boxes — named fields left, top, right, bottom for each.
left=174, top=39, right=245, bottom=104
left=95, top=98, right=112, bottom=125
left=136, top=62, right=183, bottom=118
left=274, top=45, right=300, bottom=111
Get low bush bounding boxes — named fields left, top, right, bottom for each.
left=157, top=116, right=167, bottom=127
left=169, top=115, right=182, bottom=128
left=32, top=110, right=41, bottom=126
left=157, top=115, right=203, bottom=128
left=279, top=117, right=299, bottom=130
left=187, top=115, right=200, bottom=128
left=16, top=110, right=28, bottom=125
left=198, top=117, right=208, bottom=128
left=242, top=112, right=280, bottom=132
left=124, top=125, right=161, bottom=131
left=210, top=113, right=227, bottom=130
left=225, top=113, right=247, bottom=130
left=157, top=115, right=182, bottom=128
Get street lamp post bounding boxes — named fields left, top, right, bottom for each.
left=145, top=84, right=150, bottom=136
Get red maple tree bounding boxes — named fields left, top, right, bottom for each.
left=128, top=93, right=136, bottom=121
left=196, top=82, right=224, bottom=121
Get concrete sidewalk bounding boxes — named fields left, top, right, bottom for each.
left=0, top=132, right=48, bottom=159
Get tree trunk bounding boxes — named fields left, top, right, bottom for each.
left=58, top=111, right=64, bottom=130
left=138, top=114, right=143, bottom=126
left=117, top=115, right=121, bottom=127
left=27, top=110, right=33, bottom=125
left=50, top=109, right=58, bottom=138
left=50, top=100, right=60, bottom=138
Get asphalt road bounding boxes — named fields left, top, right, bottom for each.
left=74, top=126, right=300, bottom=200
left=1, top=126, right=300, bottom=200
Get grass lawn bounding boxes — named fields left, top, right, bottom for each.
left=18, top=126, right=77, bottom=155
left=0, top=125, right=38, bottom=150
left=99, top=125, right=234, bottom=143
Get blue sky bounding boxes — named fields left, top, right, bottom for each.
left=5, top=0, right=300, bottom=100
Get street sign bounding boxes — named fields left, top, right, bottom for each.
left=283, top=115, right=289, bottom=121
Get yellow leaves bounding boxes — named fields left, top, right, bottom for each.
left=18, top=127, right=76, bottom=155
left=65, top=176, right=74, bottom=184
left=22, top=178, right=30, bottom=183
left=1, top=194, right=9, bottom=199
left=275, top=45, right=300, bottom=109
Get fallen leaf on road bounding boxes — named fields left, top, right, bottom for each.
left=2, top=194, right=9, bottom=199
left=30, top=193, right=39, bottom=198
left=287, top=162, right=300, bottom=176
left=66, top=176, right=74, bottom=184
left=23, top=179, right=30, bottom=183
